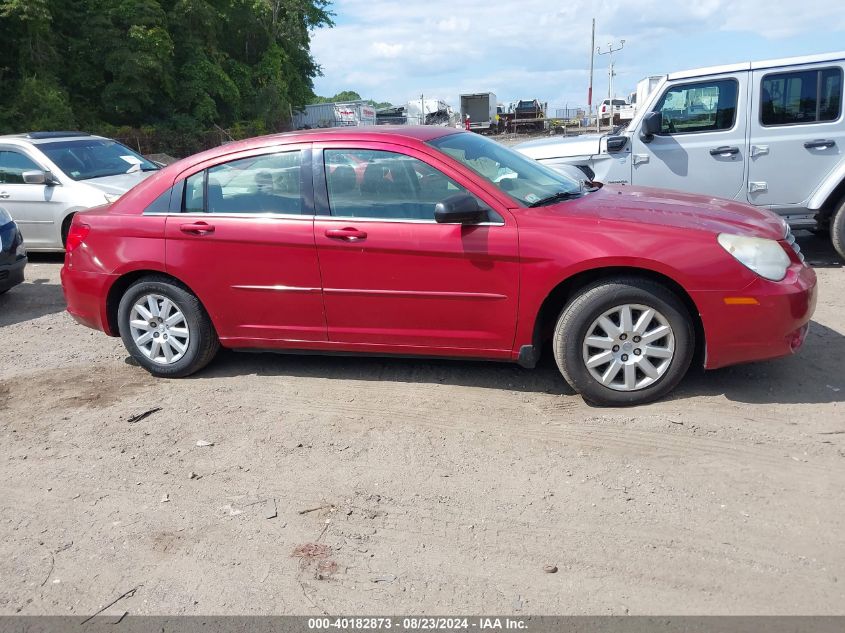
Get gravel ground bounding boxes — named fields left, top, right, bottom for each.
left=0, top=233, right=843, bottom=616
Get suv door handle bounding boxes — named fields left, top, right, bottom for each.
left=0, top=192, right=9, bottom=199
left=804, top=139, right=836, bottom=149
left=180, top=221, right=215, bottom=234
left=709, top=146, right=740, bottom=156
left=325, top=227, right=367, bottom=241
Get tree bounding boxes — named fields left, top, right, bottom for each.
left=0, top=0, right=335, bottom=143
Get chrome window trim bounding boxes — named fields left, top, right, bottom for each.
left=312, top=214, right=505, bottom=227
left=142, top=211, right=315, bottom=220
left=142, top=210, right=505, bottom=226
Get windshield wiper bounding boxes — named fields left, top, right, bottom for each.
left=528, top=191, right=583, bottom=207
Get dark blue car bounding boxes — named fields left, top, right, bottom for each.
left=0, top=206, right=26, bottom=294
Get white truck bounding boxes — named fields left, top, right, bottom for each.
left=460, top=93, right=497, bottom=133
left=516, top=51, right=845, bottom=259
left=598, top=98, right=635, bottom=124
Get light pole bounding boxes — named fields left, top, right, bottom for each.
left=596, top=39, right=624, bottom=130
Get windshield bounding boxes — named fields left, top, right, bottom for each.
left=428, top=132, right=581, bottom=206
left=38, top=139, right=159, bottom=181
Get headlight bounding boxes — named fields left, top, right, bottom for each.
left=0, top=207, right=12, bottom=226
left=16, top=242, right=26, bottom=257
left=103, top=193, right=122, bottom=203
left=717, top=233, right=791, bottom=281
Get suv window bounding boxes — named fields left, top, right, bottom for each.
left=0, top=150, right=42, bottom=184
left=324, top=149, right=483, bottom=220
left=182, top=151, right=303, bottom=214
left=654, top=79, right=738, bottom=134
left=761, top=68, right=843, bottom=126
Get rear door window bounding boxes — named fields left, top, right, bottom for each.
left=760, top=68, right=843, bottom=126
left=182, top=150, right=303, bottom=214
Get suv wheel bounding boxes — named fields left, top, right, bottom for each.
left=832, top=199, right=845, bottom=261
left=553, top=278, right=694, bottom=406
left=117, top=276, right=219, bottom=378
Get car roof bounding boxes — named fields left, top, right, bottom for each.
left=178, top=125, right=463, bottom=167
left=668, top=50, right=845, bottom=80
left=0, top=132, right=110, bottom=146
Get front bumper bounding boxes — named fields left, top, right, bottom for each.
left=692, top=263, right=818, bottom=370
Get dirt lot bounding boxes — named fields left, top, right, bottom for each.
left=1, top=234, right=844, bottom=616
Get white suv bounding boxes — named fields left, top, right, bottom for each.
left=0, top=132, right=160, bottom=251
left=517, top=51, right=845, bottom=259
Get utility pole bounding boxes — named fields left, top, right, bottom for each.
left=596, top=39, right=624, bottom=130
left=420, top=93, right=425, bottom=125
left=588, top=18, right=595, bottom=130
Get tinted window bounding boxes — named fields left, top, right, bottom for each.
left=38, top=139, right=158, bottom=181
left=184, top=171, right=205, bottom=212
left=325, top=149, right=481, bottom=220
left=0, top=150, right=42, bottom=184
left=654, top=79, right=738, bottom=134
left=761, top=68, right=843, bottom=126
left=182, top=151, right=303, bottom=214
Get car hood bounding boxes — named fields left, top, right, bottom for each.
left=515, top=134, right=603, bottom=160
left=560, top=186, right=787, bottom=240
left=82, top=171, right=156, bottom=196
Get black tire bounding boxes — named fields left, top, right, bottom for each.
left=61, top=214, right=74, bottom=249
left=832, top=199, right=845, bottom=261
left=553, top=277, right=695, bottom=406
left=117, top=276, right=219, bottom=378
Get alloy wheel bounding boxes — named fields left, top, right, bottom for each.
left=581, top=303, right=675, bottom=392
left=129, top=294, right=190, bottom=365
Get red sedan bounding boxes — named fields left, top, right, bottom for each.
left=61, top=127, right=816, bottom=406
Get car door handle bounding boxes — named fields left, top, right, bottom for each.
left=709, top=146, right=739, bottom=156
left=804, top=139, right=836, bottom=150
left=0, top=192, right=9, bottom=199
left=179, top=221, right=215, bottom=234
left=325, top=227, right=367, bottom=241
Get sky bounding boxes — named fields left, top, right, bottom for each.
left=310, top=0, right=845, bottom=111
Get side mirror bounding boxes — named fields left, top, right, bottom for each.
left=22, top=170, right=47, bottom=185
left=606, top=136, right=627, bottom=152
left=640, top=112, right=662, bottom=143
left=434, top=193, right=487, bottom=224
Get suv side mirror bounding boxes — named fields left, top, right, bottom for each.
left=640, top=112, right=662, bottom=143
left=22, top=170, right=58, bottom=186
left=22, top=170, right=47, bottom=185
left=606, top=136, right=627, bottom=152
left=434, top=193, right=487, bottom=224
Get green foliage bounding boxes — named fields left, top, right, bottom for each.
left=0, top=0, right=334, bottom=151
left=1, top=77, right=76, bottom=131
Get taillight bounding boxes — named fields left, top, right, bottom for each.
left=66, top=222, right=90, bottom=253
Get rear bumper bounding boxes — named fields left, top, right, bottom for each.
left=61, top=265, right=115, bottom=334
left=693, top=264, right=817, bottom=370
left=0, top=256, right=26, bottom=292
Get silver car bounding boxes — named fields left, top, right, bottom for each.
left=0, top=132, right=159, bottom=251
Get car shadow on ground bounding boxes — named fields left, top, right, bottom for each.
left=199, top=348, right=574, bottom=396
left=0, top=277, right=66, bottom=327
left=796, top=230, right=843, bottom=268
left=198, top=317, right=845, bottom=406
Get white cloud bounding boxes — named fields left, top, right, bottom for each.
left=311, top=0, right=845, bottom=108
